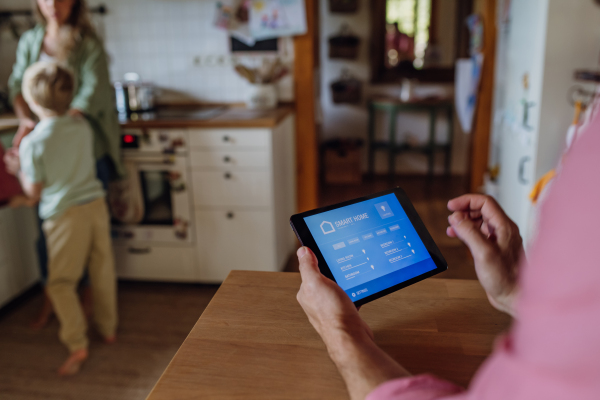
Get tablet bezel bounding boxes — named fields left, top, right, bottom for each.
left=290, top=187, right=448, bottom=306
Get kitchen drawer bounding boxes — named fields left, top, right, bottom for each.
left=196, top=209, right=276, bottom=282
left=191, top=170, right=271, bottom=207
left=188, top=128, right=270, bottom=149
left=114, top=245, right=197, bottom=282
left=190, top=150, right=270, bottom=169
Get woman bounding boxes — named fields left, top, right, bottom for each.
left=8, top=0, right=123, bottom=328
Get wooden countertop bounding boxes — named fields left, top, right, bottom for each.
left=0, top=106, right=294, bottom=133
left=146, top=271, right=511, bottom=400
left=121, top=106, right=294, bottom=129
left=0, top=114, right=19, bottom=133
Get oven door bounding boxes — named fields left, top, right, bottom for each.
left=109, top=154, right=193, bottom=244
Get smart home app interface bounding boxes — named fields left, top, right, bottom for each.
left=304, top=194, right=436, bottom=301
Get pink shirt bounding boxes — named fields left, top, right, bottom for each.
left=368, top=114, right=600, bottom=399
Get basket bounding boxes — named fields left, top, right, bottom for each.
left=330, top=69, right=362, bottom=104
left=328, top=24, right=360, bottom=59
left=323, top=139, right=363, bottom=184
left=329, top=0, right=358, bottom=13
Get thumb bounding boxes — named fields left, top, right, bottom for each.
left=448, top=212, right=493, bottom=260
left=297, top=247, right=321, bottom=281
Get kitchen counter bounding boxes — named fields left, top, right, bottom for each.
left=121, top=106, right=294, bottom=129
left=0, top=106, right=294, bottom=133
left=0, top=114, right=19, bottom=133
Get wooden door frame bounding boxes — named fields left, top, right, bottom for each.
left=469, top=0, right=496, bottom=192
left=293, top=0, right=319, bottom=212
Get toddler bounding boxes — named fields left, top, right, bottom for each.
left=4, top=61, right=117, bottom=375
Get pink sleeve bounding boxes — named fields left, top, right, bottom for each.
left=368, top=108, right=600, bottom=400
left=366, top=375, right=463, bottom=400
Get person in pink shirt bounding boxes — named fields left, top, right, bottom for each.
left=295, top=111, right=600, bottom=399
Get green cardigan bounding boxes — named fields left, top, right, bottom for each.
left=8, top=25, right=124, bottom=178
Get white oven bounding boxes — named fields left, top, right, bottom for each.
left=109, top=128, right=197, bottom=281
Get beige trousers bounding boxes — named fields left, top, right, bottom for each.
left=43, top=197, right=117, bottom=352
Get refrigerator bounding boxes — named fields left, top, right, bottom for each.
left=488, top=0, right=600, bottom=246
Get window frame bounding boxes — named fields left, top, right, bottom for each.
left=370, top=0, right=472, bottom=84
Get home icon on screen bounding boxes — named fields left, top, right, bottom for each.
left=320, top=221, right=335, bottom=235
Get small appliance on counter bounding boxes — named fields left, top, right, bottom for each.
left=114, top=73, right=156, bottom=119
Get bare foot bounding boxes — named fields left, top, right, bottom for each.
left=58, top=348, right=89, bottom=376
left=103, top=335, right=117, bottom=344
left=30, top=292, right=53, bottom=330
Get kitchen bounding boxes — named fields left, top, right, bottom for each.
left=1, top=0, right=600, bottom=399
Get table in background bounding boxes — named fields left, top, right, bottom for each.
left=146, top=271, right=511, bottom=400
left=368, top=98, right=454, bottom=180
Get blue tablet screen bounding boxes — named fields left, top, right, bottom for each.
left=303, top=193, right=437, bottom=301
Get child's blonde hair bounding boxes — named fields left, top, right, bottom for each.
left=22, top=61, right=74, bottom=115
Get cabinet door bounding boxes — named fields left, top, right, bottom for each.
left=0, top=207, right=40, bottom=308
left=191, top=170, right=271, bottom=207
left=196, top=209, right=276, bottom=282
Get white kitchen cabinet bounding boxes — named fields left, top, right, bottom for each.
left=190, top=115, right=297, bottom=282
left=489, top=0, right=600, bottom=245
left=191, top=170, right=272, bottom=207
left=195, top=209, right=274, bottom=282
left=112, top=114, right=296, bottom=283
left=0, top=206, right=40, bottom=308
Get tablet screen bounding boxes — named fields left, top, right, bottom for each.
left=303, top=193, right=437, bottom=301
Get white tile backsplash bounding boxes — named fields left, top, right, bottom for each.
left=0, top=0, right=294, bottom=104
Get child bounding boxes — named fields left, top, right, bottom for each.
left=4, top=61, right=117, bottom=376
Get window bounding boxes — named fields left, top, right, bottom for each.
left=385, top=0, right=432, bottom=69
left=370, top=0, right=471, bottom=83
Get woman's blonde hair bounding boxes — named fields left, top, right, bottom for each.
left=32, top=0, right=96, bottom=60
left=22, top=61, right=74, bottom=115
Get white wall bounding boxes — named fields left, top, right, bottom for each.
left=319, top=0, right=469, bottom=175
left=0, top=0, right=294, bottom=104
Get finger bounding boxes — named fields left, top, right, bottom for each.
left=449, top=195, right=512, bottom=238
left=469, top=210, right=482, bottom=219
left=446, top=226, right=457, bottom=237
left=448, top=194, right=490, bottom=212
left=448, top=212, right=494, bottom=260
left=297, top=247, right=321, bottom=281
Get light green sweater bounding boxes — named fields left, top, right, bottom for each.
left=8, top=25, right=124, bottom=178
left=20, top=115, right=105, bottom=220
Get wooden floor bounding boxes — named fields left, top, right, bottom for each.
left=0, top=282, right=219, bottom=400
left=0, top=175, right=475, bottom=400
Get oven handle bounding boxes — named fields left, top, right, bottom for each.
left=128, top=247, right=151, bottom=255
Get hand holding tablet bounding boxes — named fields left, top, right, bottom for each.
left=290, top=188, right=447, bottom=306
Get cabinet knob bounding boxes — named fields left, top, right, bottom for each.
left=222, top=135, right=230, bottom=142
left=224, top=172, right=232, bottom=180
left=227, top=212, right=235, bottom=219
left=223, top=156, right=231, bottom=163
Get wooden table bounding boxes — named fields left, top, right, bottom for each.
left=146, top=271, right=511, bottom=399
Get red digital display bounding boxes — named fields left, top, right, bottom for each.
left=124, top=134, right=135, bottom=143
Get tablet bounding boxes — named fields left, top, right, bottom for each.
left=290, top=188, right=447, bottom=306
